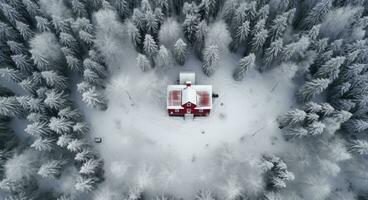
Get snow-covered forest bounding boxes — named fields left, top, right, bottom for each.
left=0, top=0, right=368, bottom=199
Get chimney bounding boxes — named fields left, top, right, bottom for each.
left=185, top=81, right=192, bottom=87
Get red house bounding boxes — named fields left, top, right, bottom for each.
left=167, top=73, right=212, bottom=117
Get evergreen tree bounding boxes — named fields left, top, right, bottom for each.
left=262, top=39, right=283, bottom=71
left=38, top=160, right=63, bottom=179
left=303, top=0, right=332, bottom=29
left=82, top=87, right=108, bottom=110
left=11, top=54, right=34, bottom=73
left=22, top=0, right=41, bottom=19
left=125, top=20, right=141, bottom=50
left=282, top=36, right=310, bottom=61
left=195, top=190, right=215, bottom=200
left=306, top=121, right=325, bottom=135
left=263, top=154, right=295, bottom=190
left=83, top=69, right=104, bottom=87
left=75, top=149, right=94, bottom=162
left=44, top=89, right=69, bottom=110
left=144, top=10, right=158, bottom=35
left=250, top=29, right=268, bottom=53
left=41, top=71, right=68, bottom=90
left=72, top=17, right=94, bottom=33
left=344, top=119, right=368, bottom=132
left=174, top=38, right=187, bottom=65
left=73, top=122, right=89, bottom=135
left=35, top=16, right=51, bottom=32
left=52, top=16, right=72, bottom=34
left=83, top=59, right=107, bottom=78
left=284, top=126, right=308, bottom=138
left=59, top=33, right=79, bottom=51
left=66, top=55, right=83, bottom=72
left=31, top=137, right=54, bottom=151
left=202, top=45, right=219, bottom=76
left=56, top=134, right=73, bottom=147
left=278, top=109, right=307, bottom=128
left=137, top=53, right=151, bottom=72
left=49, top=117, right=74, bottom=135
left=0, top=2, right=24, bottom=26
left=233, top=53, right=255, bottom=81
left=58, top=107, right=81, bottom=121
left=269, top=12, right=289, bottom=41
left=143, top=34, right=158, bottom=59
left=75, top=176, right=96, bottom=192
left=7, top=41, right=27, bottom=55
left=80, top=159, right=101, bottom=175
left=183, top=15, right=199, bottom=44
left=132, top=8, right=146, bottom=31
left=72, top=0, right=88, bottom=17
left=0, top=68, right=23, bottom=83
left=25, top=121, right=52, bottom=137
left=297, top=78, right=330, bottom=102
left=79, top=30, right=94, bottom=46
left=67, top=139, right=85, bottom=152
left=155, top=45, right=172, bottom=70
left=0, top=97, right=22, bottom=117
left=15, top=21, right=34, bottom=41
left=314, top=57, right=346, bottom=81
left=350, top=140, right=368, bottom=155
left=194, top=20, right=208, bottom=58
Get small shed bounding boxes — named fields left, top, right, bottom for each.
left=179, top=72, right=195, bottom=85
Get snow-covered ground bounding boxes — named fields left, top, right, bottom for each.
left=84, top=43, right=297, bottom=198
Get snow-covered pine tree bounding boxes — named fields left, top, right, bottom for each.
left=56, top=134, right=73, bottom=147
left=38, top=160, right=63, bottom=179
left=67, top=139, right=86, bottom=152
left=350, top=140, right=368, bottom=155
left=75, top=176, right=96, bottom=192
left=282, top=36, right=310, bottom=61
left=83, top=69, right=104, bottom=87
left=174, top=38, right=187, bottom=65
left=314, top=56, right=346, bottom=81
left=41, top=71, right=68, bottom=90
left=233, top=53, right=255, bottom=81
left=49, top=117, right=74, bottom=135
left=0, top=2, right=24, bottom=27
left=52, top=15, right=72, bottom=34
left=183, top=14, right=199, bottom=44
left=306, top=121, right=326, bottom=136
left=194, top=20, right=208, bottom=59
left=297, top=78, right=330, bottom=102
left=262, top=39, right=283, bottom=71
left=132, top=8, right=146, bottom=31
left=125, top=20, right=141, bottom=50
left=263, top=154, right=295, bottom=190
left=72, top=0, right=88, bottom=17
left=143, top=34, right=158, bottom=59
left=269, top=11, right=289, bottom=42
left=155, top=45, right=172, bottom=70
left=27, top=98, right=46, bottom=113
left=144, top=10, right=158, bottom=35
left=137, top=53, right=151, bottom=72
left=73, top=122, right=89, bottom=135
left=344, top=119, right=368, bottom=132
left=82, top=87, right=108, bottom=110
left=77, top=81, right=93, bottom=93
left=230, top=21, right=249, bottom=51
left=202, top=45, right=219, bottom=76
left=80, top=159, right=101, bottom=175
left=250, top=29, right=268, bottom=54
left=15, top=21, right=34, bottom=41
left=11, top=54, right=34, bottom=73
left=83, top=59, right=107, bottom=78
left=7, top=41, right=27, bottom=55
left=58, top=107, right=81, bottom=121
left=72, top=17, right=94, bottom=34
left=35, top=16, right=51, bottom=32
left=0, top=97, right=23, bottom=117
left=75, top=149, right=94, bottom=162
left=303, top=0, right=332, bottom=29
left=25, top=121, right=52, bottom=137
left=59, top=33, right=79, bottom=51
left=66, top=55, right=83, bottom=72
left=284, top=126, right=308, bottom=138
left=79, top=30, right=94, bottom=46
left=31, top=137, right=54, bottom=151
left=111, top=0, right=128, bottom=19
left=278, top=109, right=307, bottom=128
left=44, top=89, right=69, bottom=110
left=22, top=0, right=41, bottom=19
left=0, top=68, right=23, bottom=83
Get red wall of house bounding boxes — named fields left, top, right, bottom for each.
left=168, top=108, right=210, bottom=116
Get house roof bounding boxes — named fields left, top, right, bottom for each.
left=167, top=85, right=212, bottom=109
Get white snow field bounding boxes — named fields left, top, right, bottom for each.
left=84, top=38, right=298, bottom=198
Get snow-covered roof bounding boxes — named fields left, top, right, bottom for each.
left=179, top=72, right=195, bottom=85
left=182, top=86, right=197, bottom=105
left=167, top=85, right=212, bottom=109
